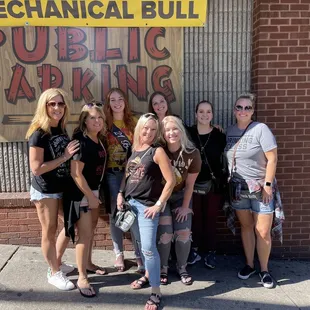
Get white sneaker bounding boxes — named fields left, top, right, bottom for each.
left=60, top=263, right=75, bottom=275
left=47, top=263, right=75, bottom=279
left=48, top=271, right=75, bottom=291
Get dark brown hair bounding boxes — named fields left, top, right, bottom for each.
left=148, top=91, right=172, bottom=116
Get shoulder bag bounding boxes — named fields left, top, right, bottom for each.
left=228, top=122, right=253, bottom=202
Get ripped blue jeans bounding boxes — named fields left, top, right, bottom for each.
left=157, top=190, right=192, bottom=269
left=128, top=198, right=160, bottom=287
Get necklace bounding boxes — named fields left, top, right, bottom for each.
left=197, top=131, right=212, bottom=153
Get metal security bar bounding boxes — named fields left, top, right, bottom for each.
left=183, top=0, right=253, bottom=128
left=0, top=142, right=30, bottom=192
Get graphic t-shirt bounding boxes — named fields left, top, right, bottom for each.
left=72, top=132, right=106, bottom=190
left=188, top=126, right=226, bottom=182
left=165, top=147, right=201, bottom=192
left=124, top=147, right=163, bottom=206
left=29, top=126, right=70, bottom=193
left=106, top=119, right=136, bottom=169
left=225, top=122, right=277, bottom=180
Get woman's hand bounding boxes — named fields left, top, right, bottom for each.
left=87, top=194, right=101, bottom=209
left=262, top=185, right=273, bottom=204
left=64, top=140, right=80, bottom=160
left=144, top=206, right=161, bottom=219
left=117, top=193, right=125, bottom=211
left=174, top=207, right=193, bottom=223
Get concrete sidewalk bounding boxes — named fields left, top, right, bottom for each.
left=0, top=245, right=309, bottom=310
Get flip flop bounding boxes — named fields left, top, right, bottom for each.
left=86, top=266, right=108, bottom=275
left=130, top=276, right=149, bottom=290
left=76, top=284, right=96, bottom=298
left=114, top=254, right=125, bottom=272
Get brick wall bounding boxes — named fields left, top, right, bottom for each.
left=252, top=0, right=310, bottom=258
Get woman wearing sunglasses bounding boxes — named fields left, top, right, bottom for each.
left=225, top=93, right=278, bottom=289
left=63, top=103, right=107, bottom=297
left=103, top=88, right=144, bottom=273
left=117, top=113, right=175, bottom=310
left=26, top=88, right=79, bottom=290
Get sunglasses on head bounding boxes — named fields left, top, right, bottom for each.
left=46, top=101, right=66, bottom=108
left=234, top=105, right=253, bottom=111
left=144, top=113, right=157, bottom=118
left=84, top=102, right=103, bottom=108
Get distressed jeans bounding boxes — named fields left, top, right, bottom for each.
left=106, top=171, right=140, bottom=258
left=157, top=190, right=192, bottom=269
left=129, top=198, right=160, bottom=288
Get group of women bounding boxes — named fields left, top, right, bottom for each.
left=27, top=87, right=278, bottom=309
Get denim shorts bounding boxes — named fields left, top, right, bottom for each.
left=30, top=186, right=62, bottom=201
left=231, top=195, right=275, bottom=214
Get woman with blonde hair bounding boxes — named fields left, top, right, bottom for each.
left=157, top=116, right=201, bottom=286
left=26, top=88, right=79, bottom=290
left=63, top=102, right=107, bottom=297
left=117, top=113, right=175, bottom=310
left=103, top=88, right=143, bottom=273
left=225, top=93, right=278, bottom=288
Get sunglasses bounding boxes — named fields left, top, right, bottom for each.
left=144, top=113, right=157, bottom=118
left=84, top=102, right=103, bottom=108
left=234, top=105, right=253, bottom=111
left=46, top=101, right=66, bottom=108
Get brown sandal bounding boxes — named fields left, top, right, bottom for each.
left=130, top=276, right=149, bottom=290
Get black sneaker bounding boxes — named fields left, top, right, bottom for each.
left=204, top=252, right=216, bottom=269
left=259, top=271, right=274, bottom=289
left=238, top=265, right=256, bottom=280
left=187, top=249, right=201, bottom=265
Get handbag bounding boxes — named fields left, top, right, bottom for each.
left=114, top=202, right=136, bottom=232
left=228, top=122, right=253, bottom=202
left=193, top=180, right=213, bottom=195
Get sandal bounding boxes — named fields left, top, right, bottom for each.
left=114, top=254, right=125, bottom=272
left=86, top=265, right=107, bottom=275
left=160, top=273, right=168, bottom=285
left=130, top=276, right=149, bottom=290
left=145, top=293, right=161, bottom=310
left=136, top=264, right=146, bottom=274
left=76, top=284, right=96, bottom=298
left=178, top=271, right=193, bottom=286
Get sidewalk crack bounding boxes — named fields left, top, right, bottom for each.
left=0, top=246, right=20, bottom=273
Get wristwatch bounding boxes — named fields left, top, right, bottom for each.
left=264, top=182, right=272, bottom=187
left=155, top=200, right=162, bottom=207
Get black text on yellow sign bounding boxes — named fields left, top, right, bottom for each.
left=0, top=0, right=207, bottom=27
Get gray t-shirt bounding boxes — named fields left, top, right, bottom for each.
left=225, top=122, right=277, bottom=180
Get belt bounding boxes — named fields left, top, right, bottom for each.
left=107, top=167, right=125, bottom=173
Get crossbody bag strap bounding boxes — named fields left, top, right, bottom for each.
left=196, top=128, right=216, bottom=180
left=110, top=124, right=132, bottom=153
left=230, top=121, right=253, bottom=176
left=98, top=139, right=107, bottom=184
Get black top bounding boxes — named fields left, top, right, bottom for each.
left=28, top=126, right=70, bottom=193
left=187, top=126, right=226, bottom=182
left=72, top=131, right=106, bottom=190
left=124, top=146, right=163, bottom=206
left=63, top=131, right=107, bottom=243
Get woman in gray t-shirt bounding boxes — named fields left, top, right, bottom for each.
left=225, top=93, right=278, bottom=289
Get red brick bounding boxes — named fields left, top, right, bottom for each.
left=291, top=4, right=310, bottom=10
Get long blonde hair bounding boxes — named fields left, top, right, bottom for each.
left=162, top=116, right=196, bottom=153
left=132, top=113, right=161, bottom=151
left=26, top=88, right=69, bottom=139
left=73, top=104, right=107, bottom=141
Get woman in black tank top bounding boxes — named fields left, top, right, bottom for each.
left=117, top=113, right=175, bottom=309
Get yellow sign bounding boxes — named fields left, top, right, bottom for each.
left=0, top=0, right=207, bottom=27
